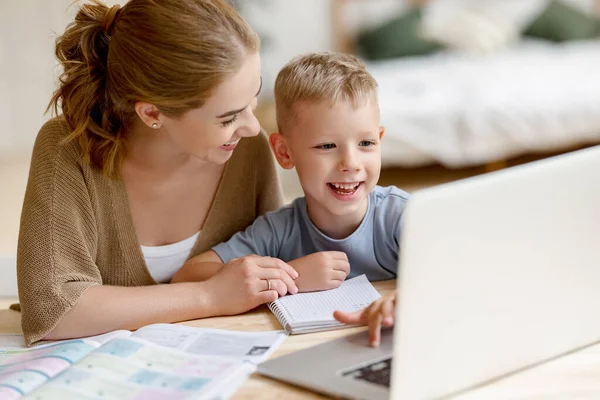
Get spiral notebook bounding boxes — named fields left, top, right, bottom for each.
left=267, top=274, right=382, bottom=334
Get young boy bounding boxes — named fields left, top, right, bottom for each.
left=172, top=52, right=409, bottom=292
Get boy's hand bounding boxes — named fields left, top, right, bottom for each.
left=288, top=251, right=350, bottom=292
left=333, top=291, right=397, bottom=347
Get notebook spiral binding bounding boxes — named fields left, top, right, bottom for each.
left=268, top=301, right=291, bottom=331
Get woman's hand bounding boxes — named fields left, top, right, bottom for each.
left=288, top=251, right=350, bottom=292
left=203, top=255, right=299, bottom=315
left=333, top=291, right=397, bottom=347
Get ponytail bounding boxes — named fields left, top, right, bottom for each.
left=48, top=1, right=125, bottom=178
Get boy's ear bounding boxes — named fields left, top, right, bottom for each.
left=378, top=126, right=385, bottom=141
left=269, top=133, right=295, bottom=169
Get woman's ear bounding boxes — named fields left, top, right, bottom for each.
left=134, top=102, right=162, bottom=129
left=269, top=133, right=295, bottom=169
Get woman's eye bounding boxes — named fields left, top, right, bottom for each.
left=221, top=114, right=238, bottom=127
left=359, top=140, right=377, bottom=147
left=317, top=143, right=336, bottom=150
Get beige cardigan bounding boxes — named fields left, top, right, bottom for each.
left=15, top=118, right=284, bottom=345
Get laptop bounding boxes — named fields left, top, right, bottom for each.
left=258, top=145, right=600, bottom=400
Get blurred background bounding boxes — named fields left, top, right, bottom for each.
left=1, top=0, right=600, bottom=299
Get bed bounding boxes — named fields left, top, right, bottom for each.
left=332, top=0, right=600, bottom=168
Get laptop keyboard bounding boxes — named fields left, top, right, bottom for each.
left=341, top=357, right=392, bottom=388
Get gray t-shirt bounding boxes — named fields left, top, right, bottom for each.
left=212, top=185, right=409, bottom=280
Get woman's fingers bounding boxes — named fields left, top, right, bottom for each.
left=253, top=256, right=298, bottom=279
left=261, top=278, right=287, bottom=297
left=258, top=267, right=299, bottom=294
left=253, top=289, right=279, bottom=308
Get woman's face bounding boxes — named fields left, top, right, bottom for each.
left=160, top=52, right=263, bottom=165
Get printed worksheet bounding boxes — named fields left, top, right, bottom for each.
left=0, top=324, right=288, bottom=399
left=0, top=340, right=98, bottom=400
left=22, top=337, right=253, bottom=400
left=131, top=324, right=286, bottom=364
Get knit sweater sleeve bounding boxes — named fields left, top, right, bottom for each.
left=17, top=119, right=102, bottom=346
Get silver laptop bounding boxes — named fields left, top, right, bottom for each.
left=258, top=145, right=600, bottom=400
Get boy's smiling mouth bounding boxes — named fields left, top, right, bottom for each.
left=327, top=182, right=362, bottom=196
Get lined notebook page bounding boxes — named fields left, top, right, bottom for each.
left=269, top=275, right=381, bottom=326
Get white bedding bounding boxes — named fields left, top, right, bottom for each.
left=367, top=40, right=600, bottom=168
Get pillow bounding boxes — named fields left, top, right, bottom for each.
left=420, top=7, right=520, bottom=55
left=355, top=7, right=442, bottom=60
left=524, top=0, right=600, bottom=41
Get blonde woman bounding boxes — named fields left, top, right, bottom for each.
left=16, top=0, right=298, bottom=346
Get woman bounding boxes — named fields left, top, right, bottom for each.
left=16, top=0, right=298, bottom=346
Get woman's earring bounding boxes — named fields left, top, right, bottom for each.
left=152, top=123, right=159, bottom=129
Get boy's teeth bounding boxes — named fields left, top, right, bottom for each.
left=332, top=182, right=359, bottom=190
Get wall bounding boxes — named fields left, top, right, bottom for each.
left=0, top=0, right=122, bottom=158
left=244, top=0, right=333, bottom=101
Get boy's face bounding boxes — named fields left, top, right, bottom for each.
left=271, top=99, right=384, bottom=226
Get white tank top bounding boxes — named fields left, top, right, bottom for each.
left=141, top=231, right=200, bottom=283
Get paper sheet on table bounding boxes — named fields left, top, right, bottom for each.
left=0, top=340, right=98, bottom=400
left=1, top=324, right=288, bottom=399
left=0, top=334, right=26, bottom=349
left=130, top=324, right=287, bottom=364
left=22, top=337, right=252, bottom=400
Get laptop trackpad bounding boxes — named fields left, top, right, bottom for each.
left=341, top=356, right=393, bottom=388
left=339, top=327, right=394, bottom=388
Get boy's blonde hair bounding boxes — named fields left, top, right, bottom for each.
left=274, top=52, right=378, bottom=133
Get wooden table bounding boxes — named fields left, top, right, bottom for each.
left=2, top=280, right=600, bottom=399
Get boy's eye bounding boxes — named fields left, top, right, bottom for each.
left=221, top=114, right=238, bottom=127
left=359, top=140, right=377, bottom=147
left=316, top=143, right=336, bottom=150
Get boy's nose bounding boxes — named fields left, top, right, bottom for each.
left=337, top=153, right=361, bottom=173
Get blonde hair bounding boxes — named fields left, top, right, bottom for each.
left=49, top=0, right=259, bottom=178
left=274, top=52, right=378, bottom=133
